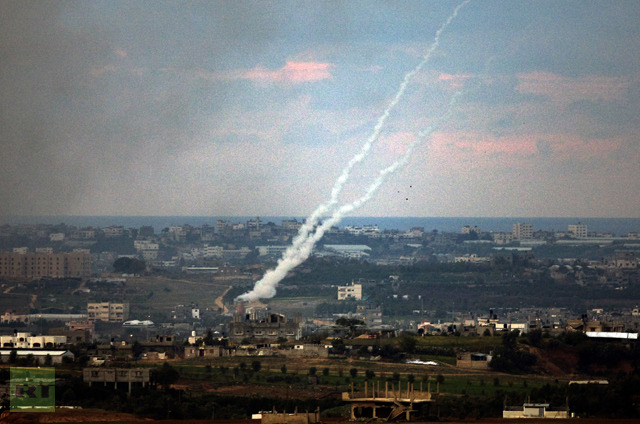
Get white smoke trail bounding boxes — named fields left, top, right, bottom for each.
left=237, top=0, right=471, bottom=302
left=289, top=0, right=471, bottom=244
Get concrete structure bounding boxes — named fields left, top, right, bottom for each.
left=568, top=223, right=588, bottom=238
left=343, top=381, right=434, bottom=421
left=0, top=332, right=66, bottom=349
left=323, top=244, right=371, bottom=259
left=184, top=345, right=232, bottom=359
left=337, top=282, right=363, bottom=300
left=87, top=302, right=129, bottom=322
left=230, top=311, right=301, bottom=343
left=0, top=349, right=74, bottom=364
left=503, top=403, right=569, bottom=419
left=0, top=250, right=91, bottom=280
left=612, top=250, right=638, bottom=269
left=256, top=245, right=288, bottom=257
left=456, top=352, right=492, bottom=370
left=259, top=408, right=320, bottom=424
left=83, top=368, right=150, bottom=394
left=512, top=222, right=533, bottom=240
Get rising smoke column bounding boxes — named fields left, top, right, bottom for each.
left=237, top=0, right=471, bottom=302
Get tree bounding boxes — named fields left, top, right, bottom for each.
left=365, top=370, right=375, bottom=380
left=203, top=329, right=215, bottom=346
left=308, top=367, right=317, bottom=376
left=251, top=360, right=262, bottom=373
left=281, top=364, right=287, bottom=374
left=398, top=334, right=417, bottom=354
left=152, top=362, right=179, bottom=389
left=113, top=257, right=146, bottom=274
left=349, top=368, right=358, bottom=378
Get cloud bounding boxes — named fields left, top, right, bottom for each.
left=186, top=61, right=333, bottom=85
left=244, top=61, right=333, bottom=83
left=516, top=71, right=630, bottom=104
left=438, top=72, right=472, bottom=89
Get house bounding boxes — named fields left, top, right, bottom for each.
left=0, top=349, right=74, bottom=364
left=503, top=403, right=569, bottom=419
left=456, top=352, right=492, bottom=370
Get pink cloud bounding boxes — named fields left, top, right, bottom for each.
left=243, top=61, right=333, bottom=83
left=187, top=61, right=333, bottom=85
left=516, top=71, right=629, bottom=104
left=429, top=130, right=625, bottom=167
left=438, top=72, right=472, bottom=89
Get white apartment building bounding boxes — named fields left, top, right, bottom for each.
left=337, top=283, right=362, bottom=300
left=134, top=240, right=159, bottom=260
left=0, top=332, right=66, bottom=349
left=568, top=223, right=588, bottom=238
left=512, top=223, right=533, bottom=240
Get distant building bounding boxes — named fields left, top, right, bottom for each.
left=457, top=352, right=492, bottom=370
left=83, top=368, right=150, bottom=393
left=229, top=311, right=301, bottom=343
left=102, top=226, right=124, bottom=238
left=568, top=223, right=588, bottom=238
left=461, top=225, right=481, bottom=235
left=512, top=223, right=533, bottom=240
left=612, top=250, right=638, bottom=269
left=0, top=349, right=74, bottom=365
left=323, top=244, right=371, bottom=259
left=337, top=283, right=363, bottom=300
left=49, top=232, right=65, bottom=242
left=503, top=403, right=569, bottom=419
left=87, top=302, right=129, bottom=322
left=492, top=232, right=513, bottom=245
left=256, top=245, right=288, bottom=257
left=281, top=219, right=303, bottom=231
left=0, top=332, right=66, bottom=349
left=0, top=250, right=91, bottom=280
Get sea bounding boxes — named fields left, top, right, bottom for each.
left=4, top=216, right=640, bottom=236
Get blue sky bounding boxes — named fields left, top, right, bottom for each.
left=2, top=1, right=639, bottom=218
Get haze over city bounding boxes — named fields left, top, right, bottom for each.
left=2, top=1, right=640, bottom=219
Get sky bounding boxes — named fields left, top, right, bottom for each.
left=2, top=1, right=640, bottom=219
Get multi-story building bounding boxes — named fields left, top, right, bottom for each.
left=568, top=223, right=588, bottom=238
left=87, top=302, right=129, bottom=322
left=102, top=226, right=124, bottom=238
left=281, top=219, right=303, bottom=231
left=611, top=251, right=638, bottom=269
left=0, top=250, right=91, bottom=280
left=229, top=311, right=301, bottom=343
left=512, top=223, right=533, bottom=240
left=337, top=283, right=363, bottom=300
left=133, top=240, right=159, bottom=260
left=492, top=232, right=513, bottom=245
left=461, top=225, right=482, bottom=236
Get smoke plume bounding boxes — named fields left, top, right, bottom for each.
left=237, top=0, right=471, bottom=302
